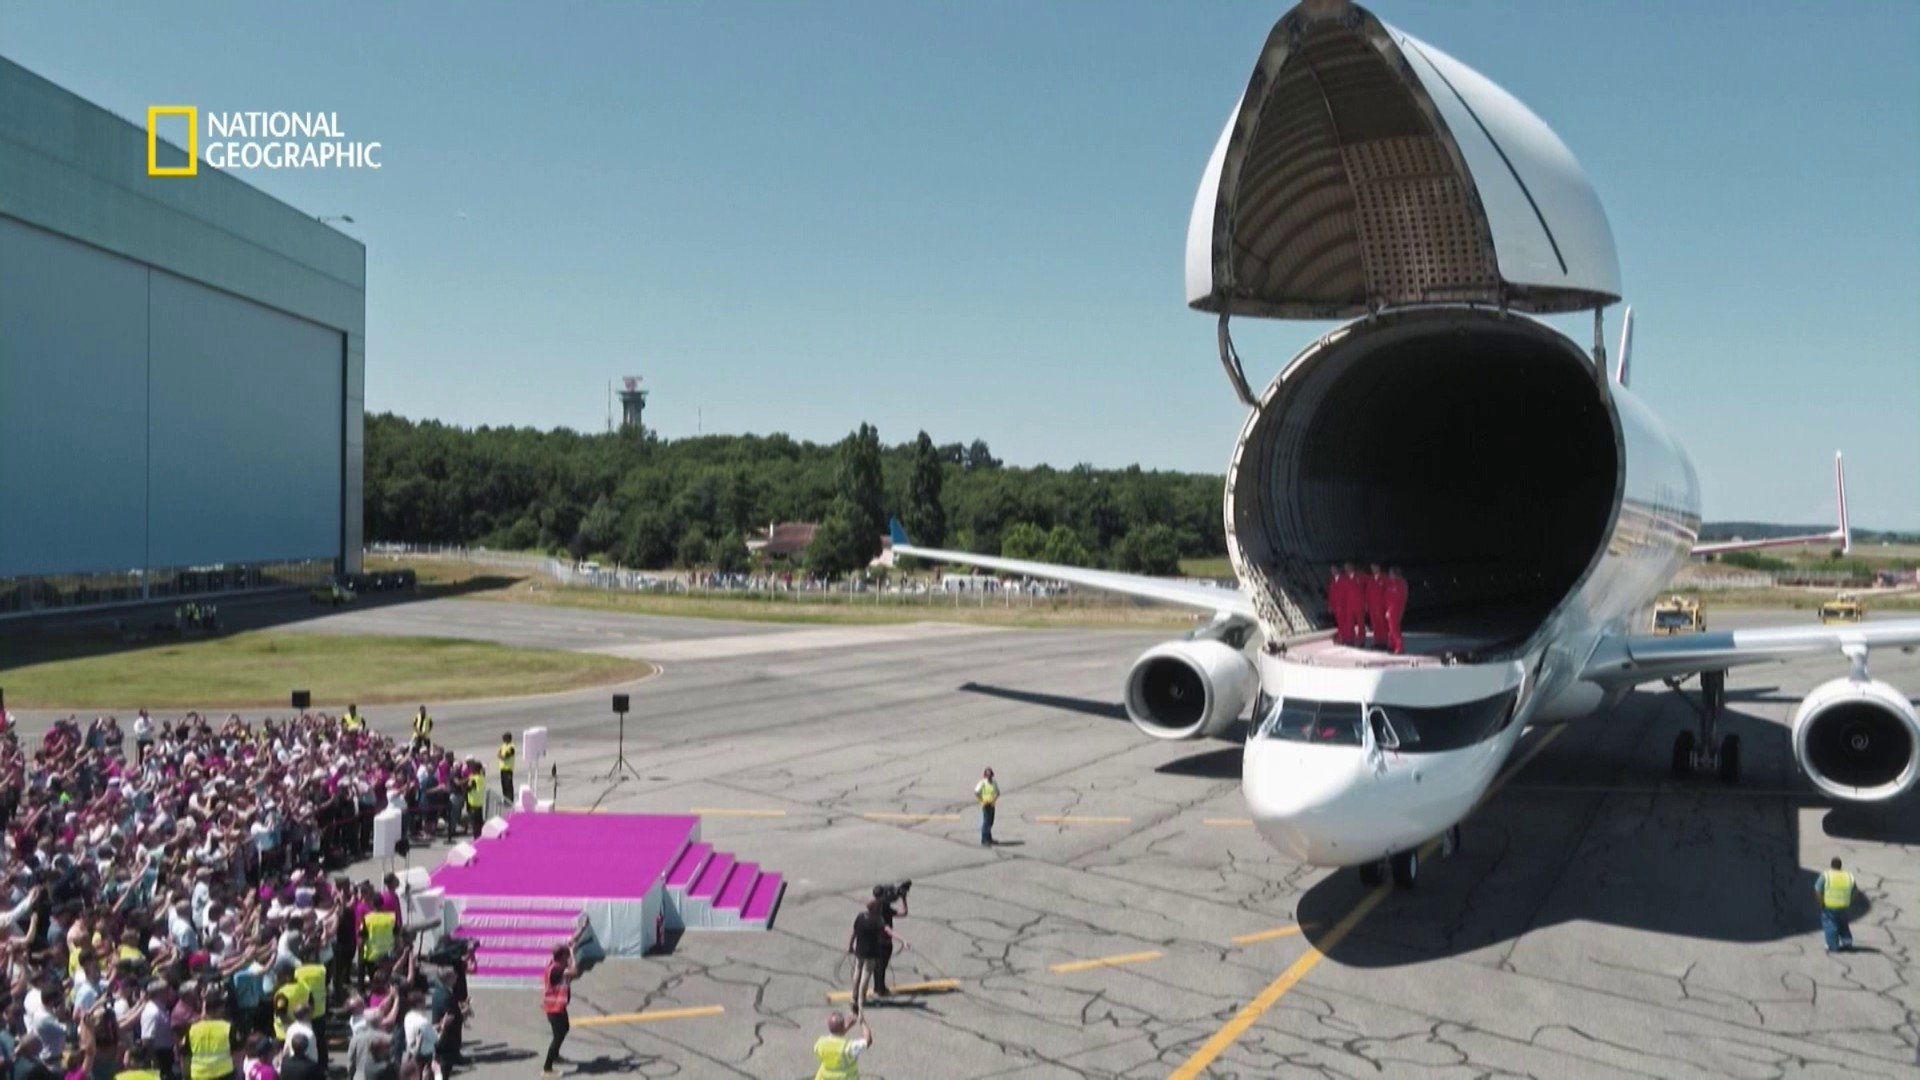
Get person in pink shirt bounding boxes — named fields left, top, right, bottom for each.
left=1364, top=564, right=1389, bottom=650
left=1382, top=566, right=1409, bottom=655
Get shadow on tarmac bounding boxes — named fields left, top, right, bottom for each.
left=957, top=682, right=1126, bottom=721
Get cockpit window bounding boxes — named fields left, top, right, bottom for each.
left=1258, top=697, right=1364, bottom=746
left=1371, top=690, right=1519, bottom=753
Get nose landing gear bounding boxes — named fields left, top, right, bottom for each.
left=1358, top=825, right=1459, bottom=890
left=1666, top=670, right=1740, bottom=783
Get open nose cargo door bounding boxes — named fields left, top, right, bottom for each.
left=1186, top=0, right=1621, bottom=322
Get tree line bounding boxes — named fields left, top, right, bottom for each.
left=363, top=414, right=1225, bottom=578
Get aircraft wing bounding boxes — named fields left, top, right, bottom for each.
left=1690, top=452, right=1850, bottom=557
left=1583, top=618, right=1920, bottom=687
left=888, top=520, right=1257, bottom=622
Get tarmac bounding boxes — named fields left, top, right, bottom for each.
left=11, top=597, right=1920, bottom=1077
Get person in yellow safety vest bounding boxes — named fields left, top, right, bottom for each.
left=411, top=706, right=434, bottom=748
left=294, top=959, right=330, bottom=1070
left=973, top=767, right=999, bottom=847
left=813, top=1012, right=873, bottom=1080
left=498, top=732, right=518, bottom=805
left=466, top=759, right=487, bottom=837
left=1815, top=856, right=1856, bottom=953
left=187, top=988, right=239, bottom=1079
left=342, top=704, right=364, bottom=734
left=361, top=909, right=398, bottom=969
left=272, top=977, right=310, bottom=1041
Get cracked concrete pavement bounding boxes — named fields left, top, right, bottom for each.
left=14, top=599, right=1919, bottom=1077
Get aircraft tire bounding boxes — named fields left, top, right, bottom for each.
left=1358, top=861, right=1384, bottom=888
left=1671, top=731, right=1696, bottom=778
left=1390, top=849, right=1418, bottom=889
left=1718, top=734, right=1741, bottom=784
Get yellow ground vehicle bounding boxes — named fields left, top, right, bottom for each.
left=1650, top=595, right=1705, bottom=635
left=1818, top=592, right=1864, bottom=624
left=310, top=579, right=356, bottom=606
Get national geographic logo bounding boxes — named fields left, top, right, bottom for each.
left=146, top=106, right=382, bottom=178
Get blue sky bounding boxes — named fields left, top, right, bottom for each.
left=6, top=1, right=1916, bottom=528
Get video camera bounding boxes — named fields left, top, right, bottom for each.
left=873, top=880, right=912, bottom=905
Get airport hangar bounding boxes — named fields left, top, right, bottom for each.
left=0, top=58, right=365, bottom=619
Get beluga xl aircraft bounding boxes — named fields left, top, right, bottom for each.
left=894, top=0, right=1920, bottom=889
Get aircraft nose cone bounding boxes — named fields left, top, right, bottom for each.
left=1242, top=739, right=1368, bottom=864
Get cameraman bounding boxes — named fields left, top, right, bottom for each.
left=869, top=883, right=909, bottom=998
left=846, top=898, right=907, bottom=1011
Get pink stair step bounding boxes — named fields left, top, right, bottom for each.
left=741, top=873, right=784, bottom=923
left=666, top=843, right=713, bottom=890
left=688, top=852, right=735, bottom=901
left=715, top=863, right=759, bottom=912
left=458, top=907, right=581, bottom=928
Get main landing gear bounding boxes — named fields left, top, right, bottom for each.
left=1357, top=825, right=1460, bottom=890
left=1667, top=669, right=1740, bottom=783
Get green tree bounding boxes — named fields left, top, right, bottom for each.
left=1042, top=525, right=1090, bottom=567
left=836, top=423, right=886, bottom=564
left=903, top=430, right=947, bottom=546
left=1114, top=524, right=1180, bottom=575
left=805, top=506, right=864, bottom=580
left=1001, top=522, right=1048, bottom=560
left=964, top=438, right=1001, bottom=471
left=712, top=531, right=750, bottom=574
left=571, top=496, right=618, bottom=560
left=676, top=525, right=711, bottom=569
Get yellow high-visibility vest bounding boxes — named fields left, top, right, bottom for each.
left=413, top=712, right=433, bottom=737
left=295, top=962, right=328, bottom=1018
left=363, top=911, right=397, bottom=961
left=978, top=780, right=999, bottom=807
left=813, top=1035, right=859, bottom=1080
left=466, top=766, right=486, bottom=808
left=272, top=981, right=309, bottom=1038
left=187, top=1018, right=234, bottom=1079
left=1823, top=870, right=1854, bottom=911
left=117, top=1071, right=163, bottom=1080
left=499, top=743, right=517, bottom=769
left=343, top=710, right=364, bottom=732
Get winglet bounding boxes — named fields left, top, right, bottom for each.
left=1613, top=305, right=1633, bottom=387
left=889, top=517, right=911, bottom=548
left=1835, top=451, right=1850, bottom=555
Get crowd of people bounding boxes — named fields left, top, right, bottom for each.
left=0, top=706, right=505, bottom=1079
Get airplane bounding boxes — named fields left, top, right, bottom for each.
left=891, top=0, right=1920, bottom=889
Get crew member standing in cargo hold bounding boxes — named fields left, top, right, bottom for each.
left=1364, top=564, right=1389, bottom=649
left=1382, top=567, right=1409, bottom=654
left=1328, top=565, right=1353, bottom=645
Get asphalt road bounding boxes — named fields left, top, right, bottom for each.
left=10, top=601, right=1919, bottom=1077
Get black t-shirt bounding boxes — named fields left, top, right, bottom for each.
left=851, top=912, right=884, bottom=959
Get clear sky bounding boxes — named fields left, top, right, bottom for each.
left=6, top=1, right=1916, bottom=528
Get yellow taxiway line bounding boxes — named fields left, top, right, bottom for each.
left=1230, top=924, right=1313, bottom=947
left=1049, top=950, right=1164, bottom=974
left=826, top=979, right=959, bottom=1003
left=574, top=1005, right=724, bottom=1028
left=1168, top=725, right=1568, bottom=1079
left=1031, top=815, right=1132, bottom=825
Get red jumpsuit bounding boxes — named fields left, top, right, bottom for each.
left=1381, top=573, right=1409, bottom=654
left=1328, top=572, right=1351, bottom=644
left=1364, top=572, right=1389, bottom=649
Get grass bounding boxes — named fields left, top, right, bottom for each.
left=2, top=631, right=650, bottom=710
left=1179, top=556, right=1235, bottom=579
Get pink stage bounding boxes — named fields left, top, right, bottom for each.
left=429, top=812, right=784, bottom=986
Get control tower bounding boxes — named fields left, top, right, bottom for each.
left=617, top=376, right=647, bottom=434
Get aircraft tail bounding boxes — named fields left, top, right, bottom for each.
left=1835, top=451, right=1851, bottom=555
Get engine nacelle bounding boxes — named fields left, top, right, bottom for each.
left=1791, top=678, right=1920, bottom=803
left=1123, top=639, right=1258, bottom=741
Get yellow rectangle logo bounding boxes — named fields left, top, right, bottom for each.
left=147, top=106, right=198, bottom=177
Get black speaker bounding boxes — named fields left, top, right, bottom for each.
left=612, top=693, right=630, bottom=714
left=292, top=690, right=311, bottom=711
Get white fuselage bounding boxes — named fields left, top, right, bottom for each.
left=1237, top=328, right=1701, bottom=867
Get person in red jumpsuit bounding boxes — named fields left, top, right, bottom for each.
left=1381, top=566, right=1409, bottom=654
left=1363, top=564, right=1388, bottom=649
left=1328, top=564, right=1352, bottom=644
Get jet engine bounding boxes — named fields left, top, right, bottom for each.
left=1123, top=639, right=1258, bottom=741
left=1791, top=678, right=1920, bottom=802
